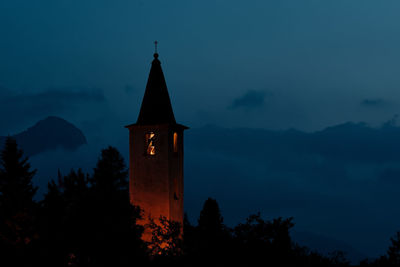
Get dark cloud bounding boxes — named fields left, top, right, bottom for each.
left=229, top=90, right=267, bottom=110
left=0, top=89, right=104, bottom=112
left=361, top=98, right=386, bottom=107
left=0, top=89, right=105, bottom=134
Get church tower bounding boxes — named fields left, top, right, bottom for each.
left=126, top=50, right=188, bottom=241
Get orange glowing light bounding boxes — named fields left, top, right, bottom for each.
left=146, top=132, right=156, bottom=155
left=173, top=132, right=178, bottom=152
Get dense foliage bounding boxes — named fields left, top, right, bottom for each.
left=0, top=137, right=398, bottom=266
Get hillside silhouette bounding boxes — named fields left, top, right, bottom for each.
left=0, top=116, right=86, bottom=157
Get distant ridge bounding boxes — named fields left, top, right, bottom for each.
left=0, top=116, right=87, bottom=156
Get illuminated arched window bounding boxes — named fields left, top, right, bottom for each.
left=173, top=132, right=178, bottom=153
left=146, top=132, right=156, bottom=155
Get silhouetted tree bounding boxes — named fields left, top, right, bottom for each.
left=191, top=198, right=232, bottom=266
left=91, top=146, right=128, bottom=193
left=360, top=232, right=400, bottom=267
left=328, top=250, right=350, bottom=266
left=0, top=138, right=357, bottom=267
left=198, top=198, right=224, bottom=234
left=0, top=137, right=38, bottom=266
left=0, top=137, right=37, bottom=215
left=38, top=169, right=90, bottom=266
left=148, top=216, right=183, bottom=263
left=182, top=212, right=196, bottom=258
left=87, top=146, right=147, bottom=266
left=293, top=245, right=349, bottom=267
left=388, top=232, right=400, bottom=266
left=61, top=169, right=91, bottom=265
left=39, top=147, right=147, bottom=266
left=232, top=213, right=294, bottom=266
left=63, top=168, right=89, bottom=203
left=38, top=178, right=66, bottom=267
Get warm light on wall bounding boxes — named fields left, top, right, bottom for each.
left=173, top=132, right=178, bottom=153
left=146, top=132, right=156, bottom=155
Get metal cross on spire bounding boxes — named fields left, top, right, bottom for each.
left=154, top=40, right=158, bottom=54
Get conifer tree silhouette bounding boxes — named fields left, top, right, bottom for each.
left=388, top=232, right=400, bottom=265
left=40, top=147, right=147, bottom=267
left=0, top=137, right=38, bottom=266
left=91, top=146, right=128, bottom=193
left=198, top=198, right=225, bottom=235
left=0, top=137, right=37, bottom=214
left=39, top=178, right=66, bottom=267
left=195, top=198, right=231, bottom=266
left=89, top=146, right=146, bottom=266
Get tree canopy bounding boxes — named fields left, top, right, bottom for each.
left=1, top=138, right=393, bottom=267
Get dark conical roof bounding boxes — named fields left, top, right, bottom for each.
left=136, top=53, right=176, bottom=125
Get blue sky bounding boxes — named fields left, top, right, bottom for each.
left=2, top=0, right=400, bottom=261
left=2, top=0, right=400, bottom=134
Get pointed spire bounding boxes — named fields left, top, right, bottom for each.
left=136, top=48, right=176, bottom=125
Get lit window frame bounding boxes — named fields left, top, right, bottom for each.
left=173, top=132, right=178, bottom=153
left=145, top=132, right=156, bottom=155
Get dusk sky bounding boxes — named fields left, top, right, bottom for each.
left=2, top=0, right=400, bottom=262
left=2, top=0, right=400, bottom=133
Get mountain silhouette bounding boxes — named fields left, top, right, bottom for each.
left=0, top=116, right=87, bottom=156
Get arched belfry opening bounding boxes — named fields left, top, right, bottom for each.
left=125, top=50, right=188, bottom=242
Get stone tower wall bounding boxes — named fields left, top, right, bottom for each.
left=128, top=124, right=184, bottom=241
